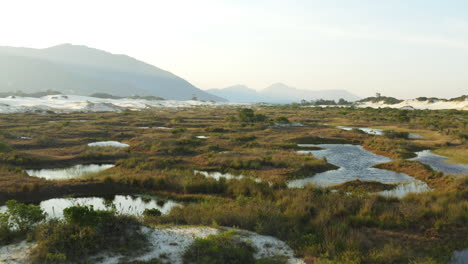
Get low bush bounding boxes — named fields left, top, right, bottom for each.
left=0, top=200, right=45, bottom=245
left=382, top=130, right=409, bottom=139
left=31, top=206, right=148, bottom=263
left=183, top=231, right=256, bottom=264
left=143, top=208, right=162, bottom=217
left=205, top=127, right=229, bottom=133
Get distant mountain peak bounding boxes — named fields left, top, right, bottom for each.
left=208, top=83, right=360, bottom=103
left=264, top=83, right=298, bottom=92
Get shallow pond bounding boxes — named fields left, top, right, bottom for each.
left=88, top=141, right=129, bottom=147
left=194, top=170, right=262, bottom=183
left=288, top=144, right=414, bottom=188
left=337, top=126, right=423, bottom=138
left=411, top=150, right=468, bottom=175
left=451, top=248, right=468, bottom=264
left=26, top=164, right=114, bottom=180
left=0, top=195, right=180, bottom=219
left=378, top=180, right=431, bottom=198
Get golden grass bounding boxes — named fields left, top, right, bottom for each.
left=433, top=147, right=468, bottom=165
left=374, top=160, right=454, bottom=188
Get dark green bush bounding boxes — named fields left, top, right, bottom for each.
left=32, top=206, right=148, bottom=263
left=143, top=208, right=162, bottom=217
left=2, top=200, right=45, bottom=233
left=255, top=255, right=289, bottom=264
left=0, top=200, right=45, bottom=245
left=63, top=205, right=113, bottom=227
left=382, top=130, right=409, bottom=139
left=274, top=117, right=290, bottom=123
left=183, top=231, right=256, bottom=264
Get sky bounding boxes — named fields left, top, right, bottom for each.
left=1, top=0, right=467, bottom=99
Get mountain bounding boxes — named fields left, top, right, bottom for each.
left=206, top=85, right=267, bottom=103
left=0, top=44, right=225, bottom=101
left=207, top=83, right=360, bottom=103
left=262, top=83, right=360, bottom=103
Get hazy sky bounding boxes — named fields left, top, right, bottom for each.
left=1, top=0, right=467, bottom=98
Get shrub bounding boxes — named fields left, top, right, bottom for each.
left=205, top=127, right=229, bottom=133
left=256, top=255, right=289, bottom=264
left=183, top=231, right=256, bottom=264
left=239, top=108, right=256, bottom=122
left=274, top=117, right=290, bottom=123
left=238, top=109, right=268, bottom=123
left=171, top=127, right=187, bottom=134
left=2, top=200, right=46, bottom=233
left=63, top=205, right=113, bottom=227
left=382, top=130, right=409, bottom=139
left=0, top=200, right=45, bottom=245
left=231, top=135, right=257, bottom=143
left=32, top=206, right=148, bottom=263
left=0, top=142, right=12, bottom=152
left=143, top=208, right=162, bottom=217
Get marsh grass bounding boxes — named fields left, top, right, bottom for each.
left=0, top=106, right=467, bottom=263
left=331, top=179, right=396, bottom=193
left=374, top=160, right=452, bottom=188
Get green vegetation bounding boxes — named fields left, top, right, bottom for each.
left=183, top=231, right=256, bottom=264
left=331, top=179, right=396, bottom=192
left=433, top=147, right=468, bottom=165
left=374, top=160, right=451, bottom=188
left=0, top=105, right=466, bottom=263
left=154, top=179, right=467, bottom=263
left=364, top=137, right=417, bottom=159
left=359, top=96, right=403, bottom=104
left=0, top=200, right=45, bottom=245
left=32, top=205, right=148, bottom=263
left=382, top=130, right=410, bottom=139
left=238, top=108, right=268, bottom=123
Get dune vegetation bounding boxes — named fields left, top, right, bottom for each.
left=0, top=106, right=467, bottom=263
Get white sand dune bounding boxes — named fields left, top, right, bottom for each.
left=0, top=95, right=245, bottom=114
left=357, top=98, right=468, bottom=110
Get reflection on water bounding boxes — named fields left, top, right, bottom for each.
left=411, top=150, right=468, bottom=175
left=288, top=144, right=413, bottom=188
left=0, top=195, right=181, bottom=219
left=379, top=180, right=431, bottom=198
left=336, top=126, right=423, bottom=138
left=194, top=170, right=262, bottom=183
left=26, top=164, right=114, bottom=180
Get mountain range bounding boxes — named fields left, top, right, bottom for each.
left=0, top=44, right=225, bottom=101
left=0, top=44, right=360, bottom=103
left=207, top=83, right=360, bottom=103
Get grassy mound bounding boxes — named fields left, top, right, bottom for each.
left=331, top=179, right=396, bottom=193
left=183, top=231, right=256, bottom=264
left=373, top=160, right=452, bottom=188
left=31, top=205, right=148, bottom=263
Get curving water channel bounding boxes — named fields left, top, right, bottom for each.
left=288, top=144, right=414, bottom=187
left=0, top=195, right=181, bottom=219
left=336, top=126, right=423, bottom=138
left=410, top=150, right=468, bottom=175
left=26, top=164, right=114, bottom=180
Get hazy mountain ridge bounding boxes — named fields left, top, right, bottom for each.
left=207, top=83, right=360, bottom=103
left=0, top=44, right=225, bottom=101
